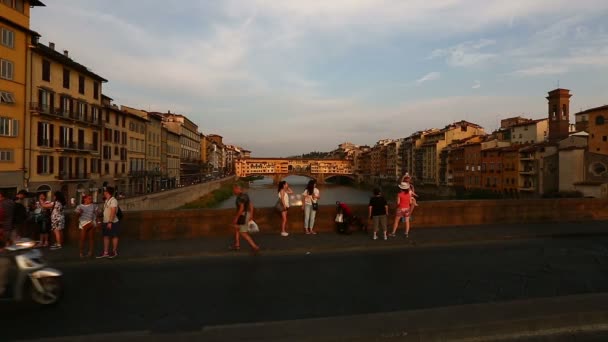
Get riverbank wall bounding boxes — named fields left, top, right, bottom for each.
left=58, top=198, right=608, bottom=241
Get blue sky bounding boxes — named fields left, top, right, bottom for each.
left=32, top=0, right=608, bottom=157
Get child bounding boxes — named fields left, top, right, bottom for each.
left=368, top=188, right=388, bottom=240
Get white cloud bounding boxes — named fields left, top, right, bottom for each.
left=512, top=65, right=569, bottom=76
left=430, top=39, right=497, bottom=67
left=416, top=72, right=441, bottom=84
left=472, top=80, right=481, bottom=89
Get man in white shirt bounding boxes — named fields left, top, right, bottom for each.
left=97, top=186, right=120, bottom=259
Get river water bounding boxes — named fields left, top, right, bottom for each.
left=216, top=176, right=374, bottom=209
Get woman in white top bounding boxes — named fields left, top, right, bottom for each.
left=302, top=180, right=320, bottom=235
left=277, top=180, right=293, bottom=237
left=75, top=195, right=98, bottom=258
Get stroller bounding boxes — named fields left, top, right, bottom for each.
left=335, top=201, right=367, bottom=234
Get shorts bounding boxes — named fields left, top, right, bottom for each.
left=102, top=222, right=121, bottom=237
left=372, top=215, right=387, bottom=231
left=396, top=208, right=410, bottom=218
left=237, top=213, right=251, bottom=233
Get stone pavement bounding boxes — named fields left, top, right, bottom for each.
left=44, top=220, right=608, bottom=264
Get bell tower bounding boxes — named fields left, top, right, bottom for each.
left=547, top=88, right=572, bottom=142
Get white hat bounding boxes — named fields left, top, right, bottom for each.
left=398, top=182, right=410, bottom=190
left=403, top=172, right=410, bottom=178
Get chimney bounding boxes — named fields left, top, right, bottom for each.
left=63, top=50, right=69, bottom=57
left=49, top=42, right=55, bottom=50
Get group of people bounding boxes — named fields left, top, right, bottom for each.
left=0, top=186, right=122, bottom=259
left=230, top=173, right=419, bottom=253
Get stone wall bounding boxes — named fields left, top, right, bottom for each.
left=60, top=198, right=608, bottom=242
left=118, top=176, right=235, bottom=211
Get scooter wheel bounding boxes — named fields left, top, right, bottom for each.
left=30, top=276, right=63, bottom=306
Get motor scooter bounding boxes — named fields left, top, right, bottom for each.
left=0, top=239, right=63, bottom=305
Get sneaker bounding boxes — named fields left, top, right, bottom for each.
left=50, top=244, right=62, bottom=250
left=280, top=232, right=289, bottom=237
left=108, top=251, right=118, bottom=259
left=373, top=235, right=378, bottom=240
left=96, top=252, right=109, bottom=259
left=405, top=233, right=409, bottom=238
left=383, top=234, right=388, bottom=240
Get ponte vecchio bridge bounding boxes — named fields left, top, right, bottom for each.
left=235, top=158, right=355, bottom=184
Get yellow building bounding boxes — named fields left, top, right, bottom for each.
left=121, top=105, right=147, bottom=195
left=145, top=112, right=162, bottom=192
left=100, top=95, right=128, bottom=195
left=165, top=126, right=180, bottom=188
left=27, top=41, right=107, bottom=203
left=0, top=0, right=45, bottom=195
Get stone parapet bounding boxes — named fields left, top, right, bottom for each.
left=59, top=198, right=608, bottom=242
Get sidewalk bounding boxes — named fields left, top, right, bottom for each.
left=45, top=220, right=608, bottom=264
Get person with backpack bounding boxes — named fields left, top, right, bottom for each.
left=97, top=186, right=120, bottom=259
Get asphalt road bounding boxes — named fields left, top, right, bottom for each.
left=3, top=236, right=608, bottom=341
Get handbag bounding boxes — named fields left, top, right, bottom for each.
left=248, top=220, right=260, bottom=233
left=335, top=213, right=344, bottom=223
left=312, top=202, right=319, bottom=211
left=274, top=199, right=284, bottom=213
left=80, top=220, right=94, bottom=231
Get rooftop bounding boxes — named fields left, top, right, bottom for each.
left=33, top=43, right=107, bottom=82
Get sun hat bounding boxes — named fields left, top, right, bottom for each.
left=398, top=182, right=410, bottom=190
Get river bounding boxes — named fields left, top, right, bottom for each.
left=216, top=176, right=375, bottom=209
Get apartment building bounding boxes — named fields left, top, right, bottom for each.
left=123, top=106, right=147, bottom=195
left=575, top=105, right=608, bottom=155
left=27, top=41, right=107, bottom=202
left=519, top=143, right=558, bottom=196
left=165, top=127, right=180, bottom=188
left=509, top=118, right=548, bottom=145
left=100, top=95, right=127, bottom=194
left=206, top=134, right=224, bottom=174
left=161, top=113, right=201, bottom=185
left=463, top=142, right=482, bottom=190
left=0, top=0, right=45, bottom=195
left=146, top=113, right=162, bottom=192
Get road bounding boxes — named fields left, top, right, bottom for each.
left=3, top=236, right=608, bottom=341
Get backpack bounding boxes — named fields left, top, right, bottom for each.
left=13, top=202, right=27, bottom=225
left=116, top=206, right=123, bottom=221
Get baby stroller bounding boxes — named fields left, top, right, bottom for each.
left=335, top=201, right=367, bottom=234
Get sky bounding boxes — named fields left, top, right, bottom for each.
left=31, top=0, right=608, bottom=157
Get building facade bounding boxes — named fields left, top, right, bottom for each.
left=100, top=96, right=128, bottom=195
left=0, top=0, right=45, bottom=195
left=123, top=105, right=147, bottom=195
left=161, top=113, right=201, bottom=185
left=27, top=41, right=107, bottom=203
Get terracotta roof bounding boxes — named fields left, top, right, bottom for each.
left=575, top=105, right=608, bottom=115
left=509, top=118, right=547, bottom=128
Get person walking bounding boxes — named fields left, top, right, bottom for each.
left=390, top=182, right=413, bottom=237
left=302, top=180, right=320, bottom=235
left=278, top=180, right=292, bottom=237
left=42, top=191, right=66, bottom=250
left=231, top=185, right=260, bottom=253
left=97, top=186, right=120, bottom=259
left=33, top=193, right=51, bottom=248
left=75, top=195, right=98, bottom=258
left=368, top=188, right=389, bottom=240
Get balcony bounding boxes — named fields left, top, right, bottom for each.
left=57, top=172, right=89, bottom=181
left=520, top=168, right=536, bottom=175
left=55, top=140, right=98, bottom=152
left=30, top=103, right=101, bottom=126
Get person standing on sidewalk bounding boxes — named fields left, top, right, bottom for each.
left=42, top=191, right=66, bottom=250
left=368, top=188, right=388, bottom=240
left=75, top=195, right=98, bottom=258
left=401, top=173, right=418, bottom=212
left=97, top=186, right=120, bottom=259
left=390, top=182, right=413, bottom=238
left=231, top=185, right=260, bottom=253
left=278, top=181, right=292, bottom=237
left=33, top=193, right=51, bottom=248
left=302, top=180, right=320, bottom=235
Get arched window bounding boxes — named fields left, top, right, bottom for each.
left=596, top=116, right=605, bottom=125
left=562, top=104, right=567, bottom=119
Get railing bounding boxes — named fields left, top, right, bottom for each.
left=30, top=102, right=101, bottom=125
left=55, top=140, right=98, bottom=152
left=57, top=172, right=89, bottom=180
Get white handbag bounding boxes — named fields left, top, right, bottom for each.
left=335, top=213, right=344, bottom=223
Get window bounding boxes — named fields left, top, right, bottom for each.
left=114, top=130, right=120, bottom=143
left=0, top=149, right=13, bottom=162
left=106, top=111, right=110, bottom=123
left=92, top=132, right=99, bottom=151
left=59, top=126, right=73, bottom=147
left=76, top=101, right=86, bottom=119
left=122, top=163, right=126, bottom=174
left=42, top=60, right=51, bottom=81
left=93, top=82, right=99, bottom=100
left=37, top=122, right=53, bottom=147
left=60, top=96, right=72, bottom=114
left=104, top=162, right=110, bottom=175
left=1, top=28, right=14, bottom=48
left=0, top=91, right=15, bottom=104
left=103, top=146, right=111, bottom=160
left=122, top=115, right=126, bottom=127
left=91, top=106, right=99, bottom=123
left=104, top=128, right=112, bottom=142
left=1, top=59, right=14, bottom=80
left=37, top=155, right=54, bottom=174
left=604, top=136, right=607, bottom=142
left=114, top=146, right=119, bottom=156
left=91, top=158, right=99, bottom=173
left=121, top=132, right=127, bottom=145
left=596, top=116, right=605, bottom=125
left=63, top=68, right=70, bottom=89
left=0, top=116, right=18, bottom=137
left=78, top=75, right=85, bottom=94
left=590, top=162, right=607, bottom=176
